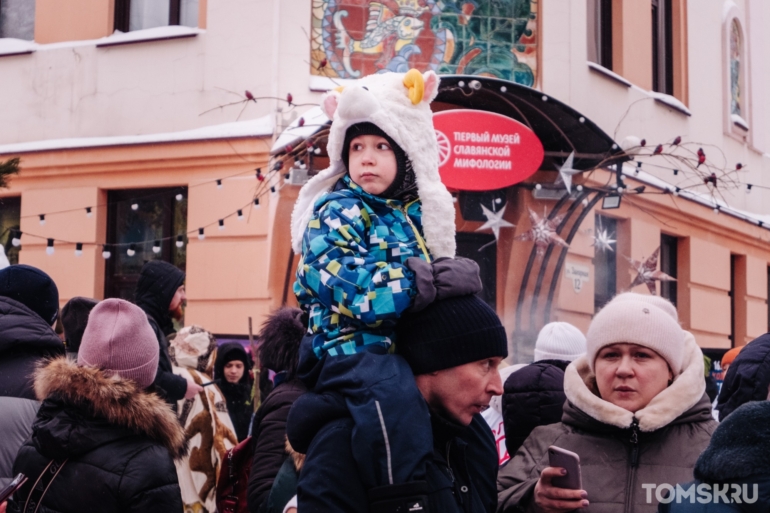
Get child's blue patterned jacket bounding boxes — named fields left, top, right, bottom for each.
left=294, top=175, right=431, bottom=358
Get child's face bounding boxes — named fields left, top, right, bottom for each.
left=347, top=135, right=398, bottom=196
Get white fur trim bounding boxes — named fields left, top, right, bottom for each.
left=563, top=331, right=706, bottom=432
left=290, top=71, right=456, bottom=258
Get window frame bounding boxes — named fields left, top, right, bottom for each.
left=722, top=6, right=750, bottom=141
left=587, top=0, right=613, bottom=70
left=114, top=0, right=183, bottom=33
left=651, top=0, right=674, bottom=95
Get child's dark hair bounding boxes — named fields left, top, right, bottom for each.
left=258, top=307, right=306, bottom=378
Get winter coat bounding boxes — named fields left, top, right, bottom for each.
left=247, top=378, right=306, bottom=513
left=7, top=358, right=185, bottom=513
left=135, top=260, right=188, bottom=404
left=659, top=401, right=770, bottom=513
left=215, top=342, right=254, bottom=442
left=261, top=439, right=305, bottom=513
left=0, top=296, right=64, bottom=487
left=294, top=175, right=431, bottom=358
left=497, top=332, right=717, bottom=513
left=501, top=359, right=569, bottom=457
left=291, top=392, right=498, bottom=513
left=715, top=334, right=770, bottom=421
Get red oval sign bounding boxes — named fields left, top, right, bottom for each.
left=433, top=109, right=544, bottom=191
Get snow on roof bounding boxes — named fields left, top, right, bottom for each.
left=271, top=106, right=330, bottom=155
left=0, top=26, right=202, bottom=56
left=0, top=116, right=274, bottom=155
left=621, top=162, right=770, bottom=229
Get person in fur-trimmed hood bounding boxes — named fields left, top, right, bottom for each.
left=659, top=400, right=770, bottom=512
left=7, top=299, right=185, bottom=513
left=289, top=69, right=482, bottom=501
left=497, top=293, right=717, bottom=513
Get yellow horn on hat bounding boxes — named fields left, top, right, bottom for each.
left=403, top=69, right=424, bottom=105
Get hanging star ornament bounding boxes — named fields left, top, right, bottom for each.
left=626, top=247, right=676, bottom=295
left=515, top=208, right=570, bottom=256
left=591, top=223, right=616, bottom=253
left=476, top=203, right=515, bottom=241
left=557, top=151, right=582, bottom=194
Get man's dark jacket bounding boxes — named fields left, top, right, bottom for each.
left=716, top=333, right=770, bottom=422
left=289, top=392, right=498, bottom=513
left=0, top=296, right=64, bottom=487
left=135, top=260, right=187, bottom=403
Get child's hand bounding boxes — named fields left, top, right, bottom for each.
left=432, top=257, right=482, bottom=300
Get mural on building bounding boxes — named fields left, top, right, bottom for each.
left=730, top=19, right=742, bottom=117
left=310, top=0, right=538, bottom=86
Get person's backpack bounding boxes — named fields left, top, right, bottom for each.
left=216, top=436, right=254, bottom=513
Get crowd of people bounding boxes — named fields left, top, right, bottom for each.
left=2, top=69, right=770, bottom=513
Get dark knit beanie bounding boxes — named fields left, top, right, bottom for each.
left=341, top=122, right=415, bottom=199
left=396, top=295, right=508, bottom=375
left=0, top=264, right=59, bottom=325
left=61, top=297, right=98, bottom=353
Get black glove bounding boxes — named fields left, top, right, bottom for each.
left=405, top=257, right=482, bottom=312
left=432, top=257, right=482, bottom=300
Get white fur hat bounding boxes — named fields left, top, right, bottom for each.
left=586, top=292, right=685, bottom=375
left=290, top=70, right=456, bottom=259
left=534, top=322, right=586, bottom=362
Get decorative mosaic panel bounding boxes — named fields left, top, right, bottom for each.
left=310, top=0, right=538, bottom=86
left=729, top=19, right=741, bottom=117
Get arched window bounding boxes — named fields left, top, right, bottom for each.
left=729, top=19, right=742, bottom=118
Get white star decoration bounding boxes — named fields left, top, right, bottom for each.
left=515, top=208, right=570, bottom=256
left=558, top=151, right=583, bottom=194
left=592, top=227, right=616, bottom=253
left=476, top=204, right=515, bottom=241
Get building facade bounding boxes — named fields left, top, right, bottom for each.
left=1, top=0, right=769, bottom=361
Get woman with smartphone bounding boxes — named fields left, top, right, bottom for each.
left=497, top=293, right=717, bottom=513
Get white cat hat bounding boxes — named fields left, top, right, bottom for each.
left=290, top=69, right=457, bottom=259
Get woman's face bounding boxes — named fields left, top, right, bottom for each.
left=595, top=343, right=673, bottom=413
left=224, top=360, right=245, bottom=384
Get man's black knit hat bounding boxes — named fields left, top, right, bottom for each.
left=396, top=294, right=508, bottom=375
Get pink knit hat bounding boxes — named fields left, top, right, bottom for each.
left=586, top=292, right=685, bottom=375
left=78, top=298, right=159, bottom=388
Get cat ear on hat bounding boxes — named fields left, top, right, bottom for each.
left=321, top=89, right=342, bottom=119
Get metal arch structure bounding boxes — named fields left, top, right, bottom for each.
left=434, top=76, right=627, bottom=357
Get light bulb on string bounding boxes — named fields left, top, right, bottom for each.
left=747, top=184, right=753, bottom=194
left=102, top=245, right=111, bottom=259
left=270, top=186, right=276, bottom=194
left=175, top=193, right=184, bottom=201
left=576, top=185, right=584, bottom=192
left=256, top=168, right=264, bottom=181
left=11, top=230, right=21, bottom=247
left=314, top=147, right=321, bottom=155
left=39, top=214, right=45, bottom=226
left=218, top=219, right=225, bottom=231
left=75, top=243, right=83, bottom=257
left=237, top=209, right=244, bottom=221
left=216, top=179, right=223, bottom=189
left=152, top=240, right=161, bottom=254
left=198, top=228, right=205, bottom=240
left=673, top=187, right=681, bottom=196
left=176, top=235, right=184, bottom=248
left=46, top=239, right=54, bottom=255
left=86, top=207, right=93, bottom=218
left=254, top=198, right=261, bottom=209
left=131, top=203, right=139, bottom=211
left=126, top=244, right=136, bottom=257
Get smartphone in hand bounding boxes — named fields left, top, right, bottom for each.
left=0, top=473, right=27, bottom=504
left=548, top=446, right=582, bottom=490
